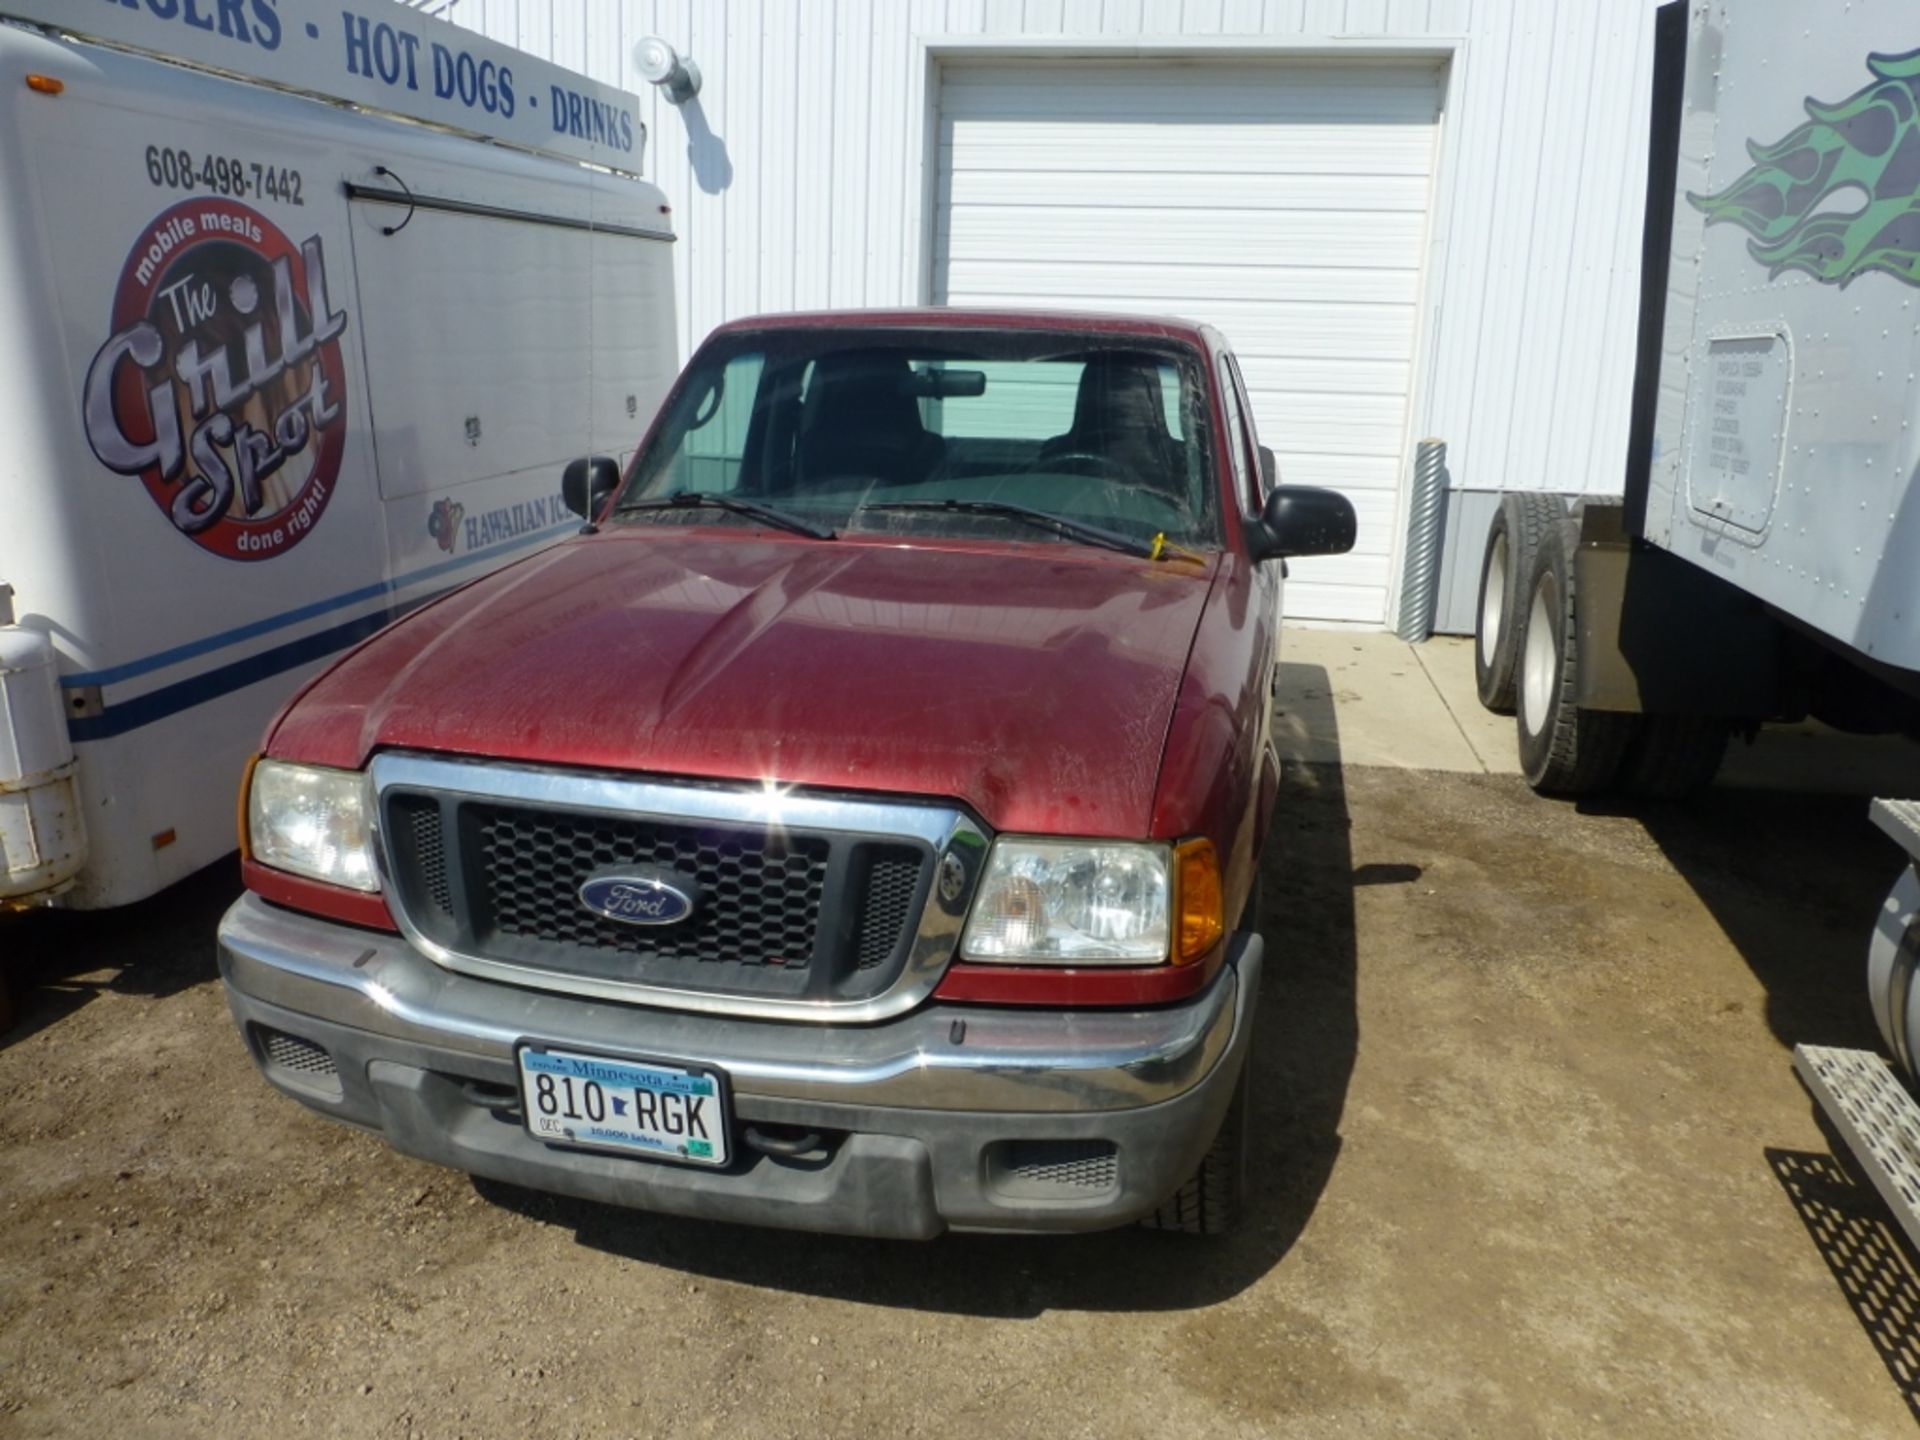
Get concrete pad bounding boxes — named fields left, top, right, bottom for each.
left=1414, top=635, right=1523, bottom=774
left=1276, top=627, right=1511, bottom=773
left=1278, top=622, right=1916, bottom=797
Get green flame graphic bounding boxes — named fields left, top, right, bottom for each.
left=1689, top=48, right=1920, bottom=287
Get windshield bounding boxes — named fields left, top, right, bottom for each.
left=613, top=328, right=1221, bottom=550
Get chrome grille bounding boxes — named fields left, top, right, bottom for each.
left=475, top=804, right=830, bottom=968
left=370, top=754, right=983, bottom=1020
left=369, top=755, right=984, bottom=1018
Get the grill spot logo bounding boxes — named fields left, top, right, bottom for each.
left=82, top=199, right=350, bottom=561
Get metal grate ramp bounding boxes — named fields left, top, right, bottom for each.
left=1872, top=798, right=1920, bottom=858
left=1795, top=1044, right=1920, bottom=1255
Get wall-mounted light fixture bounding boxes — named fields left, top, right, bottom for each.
left=635, top=37, right=701, bottom=105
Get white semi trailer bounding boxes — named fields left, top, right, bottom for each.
left=0, top=1, right=678, bottom=919
left=1470, top=1, right=1920, bottom=1238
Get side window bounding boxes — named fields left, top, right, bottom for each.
left=1216, top=356, right=1254, bottom=513
left=1226, top=354, right=1269, bottom=508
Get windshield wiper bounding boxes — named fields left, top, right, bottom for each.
left=856, top=498, right=1156, bottom=559
left=617, top=490, right=836, bottom=541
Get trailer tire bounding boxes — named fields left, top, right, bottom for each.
left=1517, top=519, right=1637, bottom=795
left=1617, top=715, right=1730, bottom=798
left=1476, top=493, right=1561, bottom=713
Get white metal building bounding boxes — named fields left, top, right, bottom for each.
left=443, top=0, right=1657, bottom=627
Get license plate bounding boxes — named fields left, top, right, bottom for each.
left=516, top=1045, right=730, bottom=1168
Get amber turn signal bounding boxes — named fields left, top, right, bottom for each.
left=25, top=75, right=64, bottom=96
left=236, top=753, right=261, bottom=861
left=1174, top=838, right=1223, bottom=964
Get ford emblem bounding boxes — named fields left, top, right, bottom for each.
left=577, top=870, right=699, bottom=927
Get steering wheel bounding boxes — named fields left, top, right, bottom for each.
left=1033, top=448, right=1188, bottom=516
left=1034, top=447, right=1133, bottom=480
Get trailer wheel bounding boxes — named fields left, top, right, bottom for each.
left=1517, top=519, right=1637, bottom=795
left=1475, top=493, right=1561, bottom=713
left=1617, top=715, right=1730, bottom=798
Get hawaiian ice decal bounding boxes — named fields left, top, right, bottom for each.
left=1689, top=48, right=1920, bottom=287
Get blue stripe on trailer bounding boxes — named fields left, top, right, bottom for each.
left=61, top=521, right=576, bottom=689
left=64, top=588, right=453, bottom=743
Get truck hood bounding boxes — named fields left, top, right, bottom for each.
left=269, top=530, right=1219, bottom=836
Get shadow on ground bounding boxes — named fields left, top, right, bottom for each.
left=1587, top=757, right=1917, bottom=1415
left=1, top=856, right=236, bottom=1048
left=477, top=668, right=1365, bottom=1316
left=1584, top=787, right=1902, bottom=1053
left=1770, top=1145, right=1920, bottom=1424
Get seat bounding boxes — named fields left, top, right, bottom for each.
left=794, top=353, right=944, bottom=490
left=1038, top=356, right=1180, bottom=492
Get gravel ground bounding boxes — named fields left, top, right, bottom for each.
left=2, top=760, right=1916, bottom=1438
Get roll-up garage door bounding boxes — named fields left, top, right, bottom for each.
left=935, top=60, right=1442, bottom=624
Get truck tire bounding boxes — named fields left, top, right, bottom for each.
left=1516, top=518, right=1637, bottom=795
left=1143, top=1049, right=1249, bottom=1236
left=1616, top=714, right=1730, bottom=798
left=1142, top=870, right=1263, bottom=1237
left=1476, top=493, right=1561, bottom=713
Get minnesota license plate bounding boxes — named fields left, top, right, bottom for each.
left=516, top=1045, right=730, bottom=1167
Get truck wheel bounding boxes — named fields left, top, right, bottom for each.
left=1516, top=519, right=1636, bottom=795
left=1476, top=493, right=1561, bottom=713
left=1142, top=1051, right=1249, bottom=1236
left=1617, top=715, right=1730, bottom=798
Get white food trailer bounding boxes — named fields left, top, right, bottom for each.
left=1470, top=1, right=1920, bottom=1237
left=0, top=0, right=678, bottom=914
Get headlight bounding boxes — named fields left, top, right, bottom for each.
left=246, top=760, right=379, bottom=892
left=961, top=839, right=1173, bottom=964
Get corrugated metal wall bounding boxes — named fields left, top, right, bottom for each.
left=445, top=0, right=1654, bottom=610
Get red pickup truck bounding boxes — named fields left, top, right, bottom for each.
left=217, top=309, right=1355, bottom=1238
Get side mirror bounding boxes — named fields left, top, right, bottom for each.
left=562, top=455, right=622, bottom=521
left=1257, top=445, right=1277, bottom=490
left=1248, top=484, right=1357, bottom=563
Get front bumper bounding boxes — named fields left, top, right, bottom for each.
left=216, top=893, right=1262, bottom=1239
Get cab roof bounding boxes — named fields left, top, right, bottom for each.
left=708, top=307, right=1214, bottom=348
